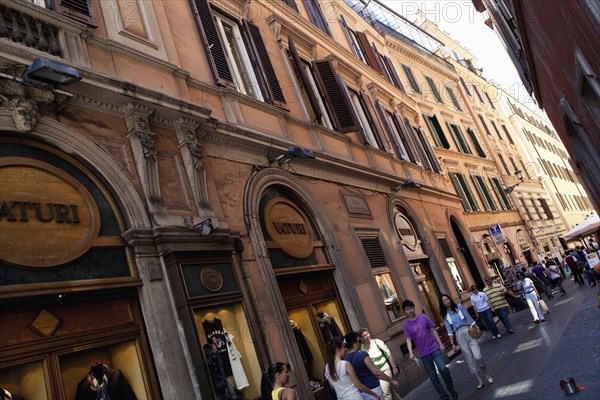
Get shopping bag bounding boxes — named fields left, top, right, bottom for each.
left=538, top=299, right=549, bottom=314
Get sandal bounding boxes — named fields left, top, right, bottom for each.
left=487, top=376, right=494, bottom=384
left=477, top=383, right=485, bottom=389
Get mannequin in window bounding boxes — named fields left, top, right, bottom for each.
left=202, top=317, right=233, bottom=376
left=315, top=311, right=342, bottom=342
left=75, top=362, right=136, bottom=400
left=289, top=320, right=313, bottom=378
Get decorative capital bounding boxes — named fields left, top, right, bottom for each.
left=2, top=95, right=40, bottom=133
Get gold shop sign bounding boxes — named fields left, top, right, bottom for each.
left=264, top=198, right=313, bottom=259
left=0, top=157, right=101, bottom=268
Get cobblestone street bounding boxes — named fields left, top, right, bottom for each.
left=402, top=278, right=600, bottom=400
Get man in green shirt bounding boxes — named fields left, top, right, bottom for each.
left=483, top=276, right=514, bottom=334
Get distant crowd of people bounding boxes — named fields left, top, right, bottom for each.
left=261, top=239, right=599, bottom=400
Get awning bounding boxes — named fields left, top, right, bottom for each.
left=561, top=214, right=600, bottom=241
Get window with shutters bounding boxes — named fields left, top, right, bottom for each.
left=423, top=114, right=450, bottom=149
left=46, top=0, right=95, bottom=26
left=484, top=91, right=496, bottom=109
left=497, top=153, right=511, bottom=175
left=446, top=123, right=472, bottom=154
left=509, top=157, right=519, bottom=174
left=402, top=64, right=422, bottom=94
left=459, top=77, right=471, bottom=96
left=532, top=199, right=543, bottom=220
left=349, top=90, right=379, bottom=147
left=339, top=15, right=367, bottom=64
left=501, top=124, right=515, bottom=144
left=302, top=0, right=332, bottom=36
left=466, top=128, right=486, bottom=157
left=414, top=125, right=443, bottom=173
left=489, top=177, right=512, bottom=210
left=490, top=120, right=503, bottom=140
left=478, top=114, right=492, bottom=135
left=473, top=84, right=485, bottom=103
left=539, top=198, right=554, bottom=220
left=519, top=198, right=533, bottom=220
left=189, top=1, right=287, bottom=107
left=447, top=87, right=462, bottom=111
left=359, top=236, right=405, bottom=321
left=382, top=56, right=406, bottom=92
left=437, top=237, right=466, bottom=293
left=425, top=76, right=444, bottom=103
left=449, top=173, right=480, bottom=212
left=376, top=105, right=409, bottom=160
left=472, top=175, right=498, bottom=211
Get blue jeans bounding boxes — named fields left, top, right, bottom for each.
left=495, top=306, right=513, bottom=332
left=478, top=308, right=500, bottom=336
left=421, top=349, right=455, bottom=400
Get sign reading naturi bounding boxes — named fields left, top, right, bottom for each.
left=264, top=197, right=314, bottom=259
left=0, top=158, right=101, bottom=267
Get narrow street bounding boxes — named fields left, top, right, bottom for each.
left=403, top=279, right=600, bottom=400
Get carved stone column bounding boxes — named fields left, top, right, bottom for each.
left=122, top=102, right=165, bottom=215
left=175, top=117, right=212, bottom=214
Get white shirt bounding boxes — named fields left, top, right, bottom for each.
left=470, top=291, right=491, bottom=312
left=325, top=360, right=362, bottom=400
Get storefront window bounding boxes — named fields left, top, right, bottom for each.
left=447, top=257, right=466, bottom=292
left=194, top=303, right=262, bottom=399
left=0, top=361, right=47, bottom=399
left=377, top=272, right=403, bottom=320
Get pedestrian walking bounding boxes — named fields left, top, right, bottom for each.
left=402, top=300, right=457, bottom=400
left=343, top=332, right=399, bottom=400
left=546, top=263, right=566, bottom=295
left=358, top=328, right=397, bottom=400
left=521, top=266, right=553, bottom=300
left=565, top=250, right=585, bottom=286
left=325, top=337, right=381, bottom=400
left=470, top=285, right=501, bottom=338
left=261, top=362, right=297, bottom=400
left=440, top=294, right=494, bottom=390
left=483, top=276, right=514, bottom=334
left=516, top=271, right=546, bottom=324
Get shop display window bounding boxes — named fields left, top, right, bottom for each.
left=59, top=340, right=148, bottom=399
left=0, top=360, right=48, bottom=400
left=194, top=303, right=261, bottom=400
left=376, top=272, right=404, bottom=320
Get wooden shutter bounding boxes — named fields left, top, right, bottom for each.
left=359, top=92, right=390, bottom=151
left=450, top=173, right=473, bottom=212
left=383, top=56, right=405, bottom=92
left=243, top=21, right=286, bottom=107
left=471, top=175, right=492, bottom=211
left=375, top=101, right=406, bottom=160
left=313, top=59, right=360, bottom=133
left=417, top=127, right=443, bottom=172
left=52, top=0, right=95, bottom=26
left=372, top=44, right=390, bottom=81
left=405, top=122, right=431, bottom=170
left=467, top=128, right=486, bottom=157
left=303, top=0, right=332, bottom=36
left=360, top=237, right=388, bottom=268
left=355, top=32, right=384, bottom=75
left=189, top=0, right=234, bottom=86
left=392, top=113, right=420, bottom=164
left=288, top=36, right=322, bottom=123
left=437, top=238, right=454, bottom=258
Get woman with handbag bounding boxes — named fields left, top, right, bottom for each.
left=343, top=332, right=399, bottom=400
left=516, top=271, right=546, bottom=324
left=439, top=294, right=493, bottom=390
left=358, top=328, right=397, bottom=400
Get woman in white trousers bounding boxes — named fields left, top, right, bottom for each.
left=516, top=271, right=546, bottom=323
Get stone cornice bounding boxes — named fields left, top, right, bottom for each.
left=386, top=39, right=457, bottom=82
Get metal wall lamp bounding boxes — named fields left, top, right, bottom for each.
left=24, top=57, right=81, bottom=86
left=269, top=146, right=315, bottom=165
left=392, top=180, right=421, bottom=192
left=504, top=169, right=524, bottom=194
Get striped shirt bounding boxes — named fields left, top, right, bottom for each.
left=483, top=283, right=510, bottom=311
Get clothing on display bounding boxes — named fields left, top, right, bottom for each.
left=316, top=312, right=342, bottom=342
left=223, top=330, right=249, bottom=390
left=202, top=318, right=233, bottom=376
left=74, top=362, right=137, bottom=400
left=290, top=320, right=313, bottom=362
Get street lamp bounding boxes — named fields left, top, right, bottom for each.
left=504, top=170, right=524, bottom=194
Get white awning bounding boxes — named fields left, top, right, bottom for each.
left=561, top=215, right=600, bottom=241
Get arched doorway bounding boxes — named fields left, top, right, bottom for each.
left=451, top=218, right=484, bottom=289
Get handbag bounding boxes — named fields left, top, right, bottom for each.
left=538, top=299, right=549, bottom=314
left=468, top=325, right=481, bottom=338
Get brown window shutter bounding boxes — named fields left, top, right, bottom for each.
left=243, top=21, right=286, bottom=107
left=383, top=56, right=405, bottom=92
left=437, top=238, right=454, bottom=258
left=288, top=36, right=322, bottom=123
left=313, top=59, right=360, bottom=133
left=375, top=101, right=407, bottom=160
left=52, top=0, right=95, bottom=26
left=405, top=121, right=431, bottom=170
left=359, top=92, right=390, bottom=151
left=360, top=237, right=388, bottom=268
left=189, top=0, right=234, bottom=86
left=355, top=31, right=384, bottom=75
left=417, top=127, right=443, bottom=172
left=393, top=113, right=421, bottom=164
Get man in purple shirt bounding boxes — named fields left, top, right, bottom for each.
left=403, top=300, right=457, bottom=400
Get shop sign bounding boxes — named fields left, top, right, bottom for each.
left=200, top=267, right=224, bottom=292
left=394, top=213, right=418, bottom=251
left=0, top=158, right=100, bottom=267
left=489, top=223, right=506, bottom=244
left=264, top=198, right=313, bottom=258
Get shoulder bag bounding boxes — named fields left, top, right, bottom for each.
left=375, top=342, right=399, bottom=376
